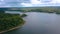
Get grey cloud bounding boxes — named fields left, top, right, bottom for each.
left=0, top=0, right=30, bottom=7
left=0, top=0, right=60, bottom=7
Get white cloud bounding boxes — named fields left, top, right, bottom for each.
left=21, top=3, right=33, bottom=7
left=0, top=0, right=60, bottom=7
left=0, top=0, right=4, bottom=1
left=30, top=0, right=41, bottom=4
left=20, top=0, right=60, bottom=7
left=21, top=0, right=43, bottom=7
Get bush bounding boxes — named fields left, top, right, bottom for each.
left=21, top=14, right=27, bottom=17
left=56, top=11, right=60, bottom=14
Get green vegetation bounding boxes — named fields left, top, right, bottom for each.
left=0, top=13, right=24, bottom=32
left=21, top=14, right=27, bottom=17
left=0, top=10, right=5, bottom=13
left=20, top=7, right=60, bottom=14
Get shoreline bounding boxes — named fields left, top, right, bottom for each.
left=0, top=24, right=24, bottom=34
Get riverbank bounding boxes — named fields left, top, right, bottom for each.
left=0, top=23, right=24, bottom=33
left=2, top=12, right=60, bottom=34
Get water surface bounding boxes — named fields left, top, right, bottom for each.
left=3, top=12, right=60, bottom=34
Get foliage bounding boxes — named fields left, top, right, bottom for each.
left=21, top=14, right=27, bottom=17
left=0, top=13, right=24, bottom=31
left=0, top=10, right=5, bottom=13
left=21, top=7, right=60, bottom=14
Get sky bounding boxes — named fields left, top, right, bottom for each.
left=0, top=0, right=60, bottom=7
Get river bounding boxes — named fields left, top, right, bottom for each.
left=3, top=12, right=60, bottom=34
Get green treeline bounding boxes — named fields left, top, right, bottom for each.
left=20, top=7, right=60, bottom=14
left=0, top=12, right=24, bottom=31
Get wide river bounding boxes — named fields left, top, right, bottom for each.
left=3, top=12, right=60, bottom=34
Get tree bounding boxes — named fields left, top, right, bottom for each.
left=0, top=10, right=5, bottom=13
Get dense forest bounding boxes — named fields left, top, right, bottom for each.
left=0, top=10, right=24, bottom=32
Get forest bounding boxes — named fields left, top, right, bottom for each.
left=0, top=10, right=24, bottom=32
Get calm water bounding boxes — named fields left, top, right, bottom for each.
left=3, top=12, right=60, bottom=34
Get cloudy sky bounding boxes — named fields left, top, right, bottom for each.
left=0, top=0, right=60, bottom=7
